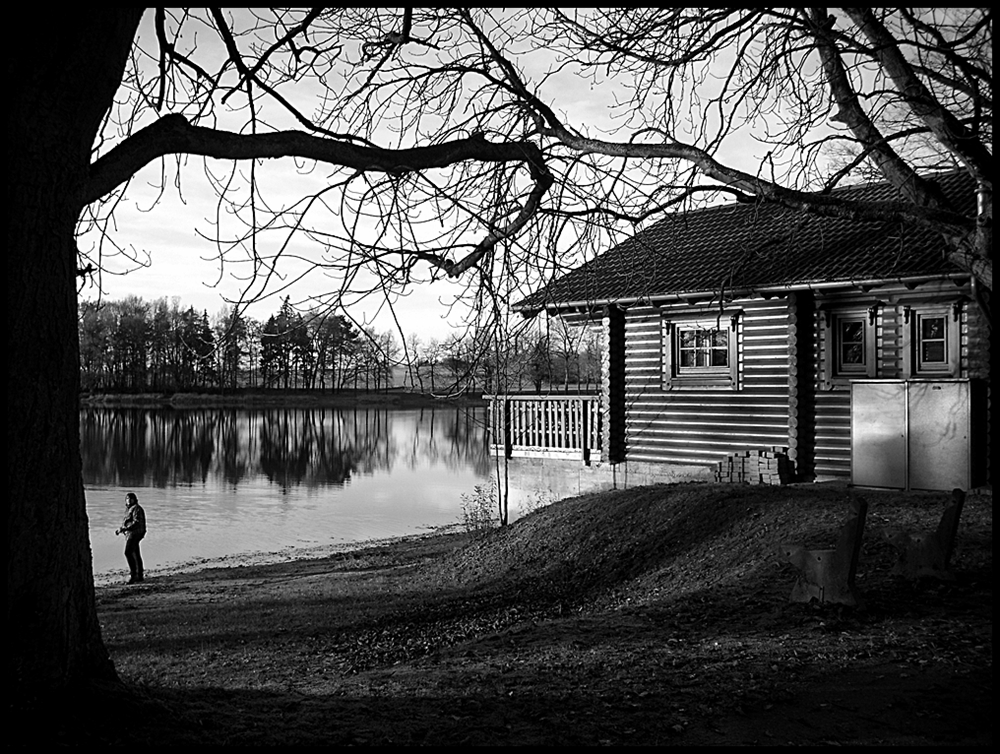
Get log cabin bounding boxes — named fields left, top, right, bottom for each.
left=495, top=170, right=990, bottom=493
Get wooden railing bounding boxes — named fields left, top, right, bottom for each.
left=487, top=394, right=602, bottom=462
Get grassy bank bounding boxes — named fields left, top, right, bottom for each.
left=28, top=482, right=994, bottom=745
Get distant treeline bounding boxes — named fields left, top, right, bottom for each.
left=78, top=295, right=604, bottom=395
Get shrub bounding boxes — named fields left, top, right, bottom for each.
left=460, top=480, right=500, bottom=533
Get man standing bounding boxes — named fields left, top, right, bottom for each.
left=116, top=492, right=146, bottom=584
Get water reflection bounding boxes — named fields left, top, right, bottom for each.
left=80, top=405, right=491, bottom=489
left=81, top=405, right=491, bottom=580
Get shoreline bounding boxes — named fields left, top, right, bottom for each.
left=81, top=390, right=487, bottom=409
left=93, top=522, right=468, bottom=588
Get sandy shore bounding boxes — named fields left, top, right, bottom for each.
left=93, top=522, right=467, bottom=587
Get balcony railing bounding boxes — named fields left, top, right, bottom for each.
left=487, top=394, right=602, bottom=463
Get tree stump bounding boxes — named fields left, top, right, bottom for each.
left=781, top=496, right=868, bottom=607
left=884, top=488, right=965, bottom=580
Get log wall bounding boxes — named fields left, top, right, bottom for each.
left=617, top=281, right=988, bottom=484
left=621, top=297, right=792, bottom=468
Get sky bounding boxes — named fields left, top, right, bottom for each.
left=78, top=181, right=470, bottom=343
left=76, top=10, right=780, bottom=344
left=77, top=154, right=475, bottom=343
left=75, top=13, right=526, bottom=342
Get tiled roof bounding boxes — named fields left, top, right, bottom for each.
left=514, top=170, right=973, bottom=312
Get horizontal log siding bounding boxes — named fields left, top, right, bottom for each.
left=811, top=283, right=974, bottom=481
left=622, top=300, right=790, bottom=467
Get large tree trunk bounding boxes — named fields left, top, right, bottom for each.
left=8, top=9, right=143, bottom=694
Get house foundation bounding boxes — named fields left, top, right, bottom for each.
left=498, top=455, right=714, bottom=505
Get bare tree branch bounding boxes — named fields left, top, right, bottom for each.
left=841, top=8, right=992, bottom=180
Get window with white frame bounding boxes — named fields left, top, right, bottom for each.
left=902, top=304, right=960, bottom=377
left=821, top=307, right=877, bottom=388
left=834, top=314, right=871, bottom=375
left=662, top=312, right=740, bottom=389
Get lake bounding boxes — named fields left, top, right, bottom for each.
left=82, top=404, right=498, bottom=583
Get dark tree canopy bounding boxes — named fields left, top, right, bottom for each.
left=7, top=8, right=992, bottom=695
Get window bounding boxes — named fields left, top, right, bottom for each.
left=821, top=307, right=877, bottom=388
left=835, top=315, right=870, bottom=375
left=903, top=304, right=960, bottom=377
left=917, top=313, right=947, bottom=370
left=662, top=313, right=740, bottom=389
left=677, top=327, right=730, bottom=372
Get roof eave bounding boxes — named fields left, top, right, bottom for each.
left=513, top=272, right=969, bottom=316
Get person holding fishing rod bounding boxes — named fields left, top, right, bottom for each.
left=115, top=492, right=146, bottom=584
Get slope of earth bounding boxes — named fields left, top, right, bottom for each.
left=23, top=482, right=992, bottom=746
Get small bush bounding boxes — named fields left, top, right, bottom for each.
left=460, top=480, right=500, bottom=533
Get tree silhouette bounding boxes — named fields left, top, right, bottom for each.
left=8, top=8, right=991, bottom=697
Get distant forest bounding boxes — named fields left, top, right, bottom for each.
left=78, top=295, right=603, bottom=395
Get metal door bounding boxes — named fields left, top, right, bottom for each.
left=907, top=380, right=970, bottom=491
left=851, top=381, right=907, bottom=489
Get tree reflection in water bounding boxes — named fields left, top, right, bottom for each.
left=80, top=405, right=492, bottom=577
left=80, top=406, right=490, bottom=489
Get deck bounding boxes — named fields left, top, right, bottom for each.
left=487, top=394, right=602, bottom=463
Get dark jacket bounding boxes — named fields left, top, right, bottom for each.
left=121, top=502, right=146, bottom=540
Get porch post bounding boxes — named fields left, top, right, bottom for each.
left=787, top=291, right=815, bottom=482
left=601, top=305, right=626, bottom=463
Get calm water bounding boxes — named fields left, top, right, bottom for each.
left=82, top=405, right=494, bottom=582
